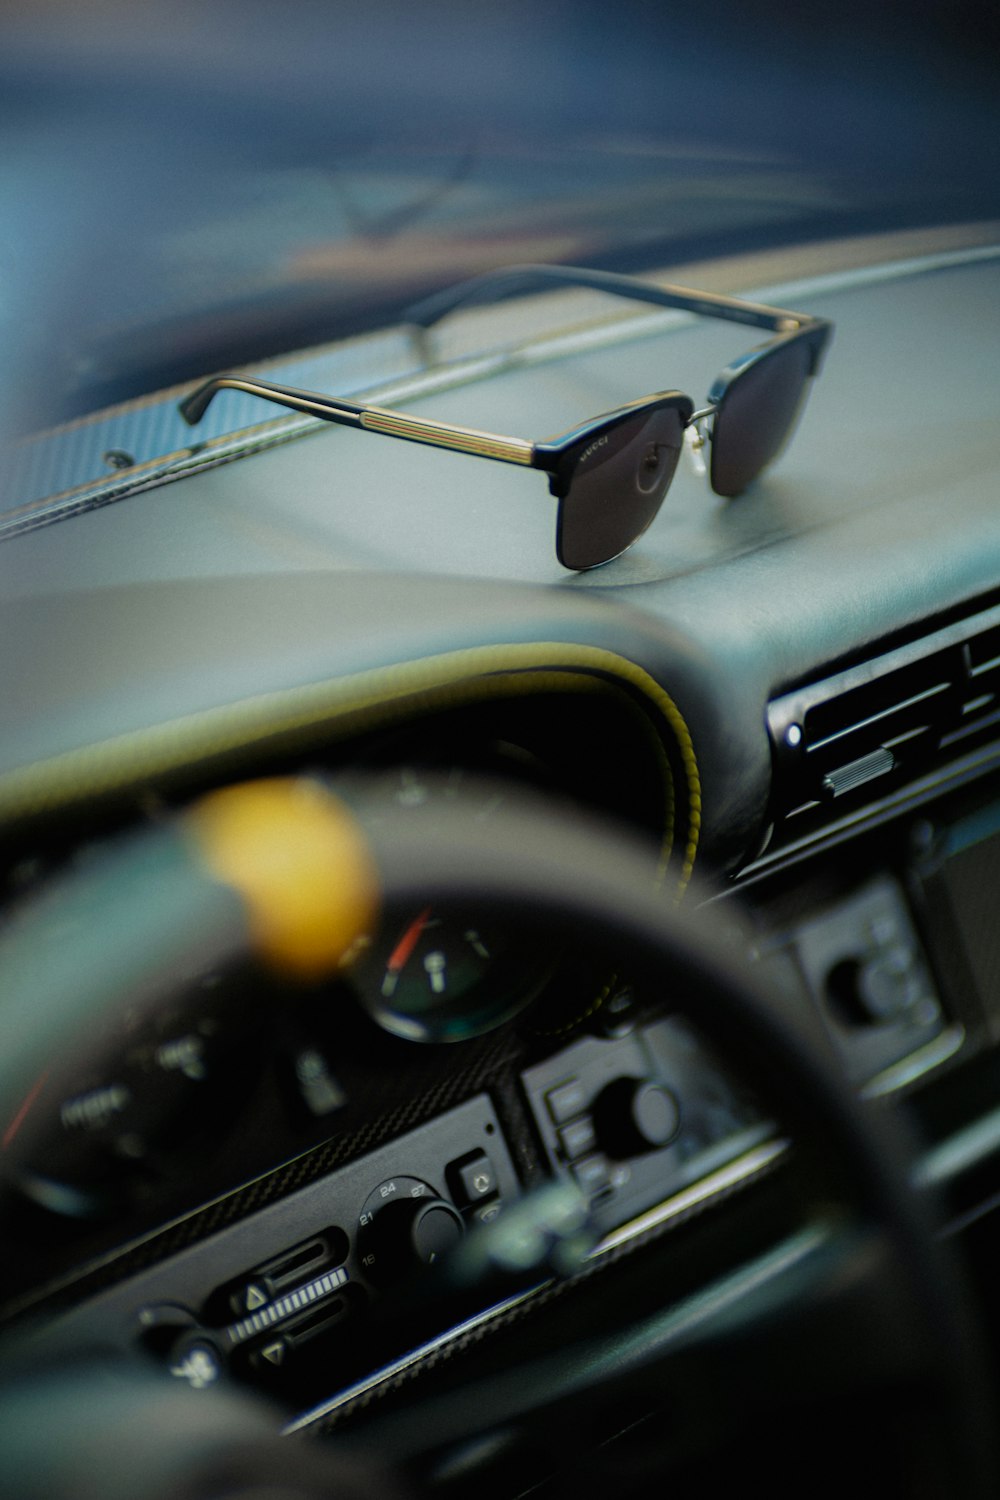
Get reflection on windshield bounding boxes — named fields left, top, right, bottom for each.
left=2, top=0, right=998, bottom=444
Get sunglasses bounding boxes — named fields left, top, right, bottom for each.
left=179, top=264, right=832, bottom=571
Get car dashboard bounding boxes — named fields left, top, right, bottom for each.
left=2, top=228, right=1000, bottom=1495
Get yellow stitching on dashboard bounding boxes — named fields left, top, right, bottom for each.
left=0, top=643, right=701, bottom=890
left=530, top=973, right=616, bottom=1039
left=0, top=647, right=698, bottom=884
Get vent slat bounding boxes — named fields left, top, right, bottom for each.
left=962, top=694, right=995, bottom=715
left=968, top=622, right=1000, bottom=672
left=765, top=602, right=1000, bottom=858
left=940, top=704, right=1000, bottom=750
left=882, top=723, right=937, bottom=751
left=804, top=668, right=953, bottom=751
left=805, top=681, right=949, bottom=755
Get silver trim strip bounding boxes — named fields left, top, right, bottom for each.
left=282, top=1284, right=541, bottom=1435
left=861, top=1024, right=965, bottom=1098
left=592, top=1137, right=788, bottom=1255
left=915, top=1102, right=1000, bottom=1191
left=746, top=241, right=1000, bottom=308
left=282, top=1136, right=786, bottom=1436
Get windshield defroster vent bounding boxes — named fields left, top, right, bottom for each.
left=766, top=600, right=1000, bottom=854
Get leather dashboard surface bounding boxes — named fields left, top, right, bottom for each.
left=1, top=247, right=998, bottom=869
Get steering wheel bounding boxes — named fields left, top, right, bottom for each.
left=0, top=780, right=994, bottom=1498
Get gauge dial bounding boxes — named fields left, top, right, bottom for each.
left=360, top=904, right=530, bottom=1041
left=1, top=976, right=262, bottom=1215
left=339, top=764, right=555, bottom=1042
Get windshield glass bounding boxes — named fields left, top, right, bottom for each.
left=2, top=0, right=999, bottom=503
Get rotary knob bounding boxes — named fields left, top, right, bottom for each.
left=592, top=1076, right=680, bottom=1159
left=825, top=950, right=922, bottom=1026
left=358, top=1176, right=465, bottom=1286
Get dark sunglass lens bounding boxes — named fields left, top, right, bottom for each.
left=559, top=407, right=683, bottom=569
left=711, top=337, right=813, bottom=497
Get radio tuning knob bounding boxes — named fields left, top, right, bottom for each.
left=592, top=1076, right=680, bottom=1159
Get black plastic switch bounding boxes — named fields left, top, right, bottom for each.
left=571, top=1154, right=610, bottom=1198
left=558, top=1117, right=597, bottom=1160
left=449, top=1151, right=498, bottom=1206
left=546, top=1079, right=588, bottom=1125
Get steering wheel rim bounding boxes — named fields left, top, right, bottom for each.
left=358, top=800, right=997, bottom=1494
left=0, top=783, right=995, bottom=1496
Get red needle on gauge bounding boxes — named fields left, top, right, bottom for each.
left=2, top=1069, right=49, bottom=1150
left=386, top=906, right=433, bottom=976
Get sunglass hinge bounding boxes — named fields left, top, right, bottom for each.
left=683, top=421, right=709, bottom=478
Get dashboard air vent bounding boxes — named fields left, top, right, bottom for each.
left=766, top=600, right=1000, bottom=853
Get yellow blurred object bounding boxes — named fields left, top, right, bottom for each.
left=187, top=779, right=380, bottom=979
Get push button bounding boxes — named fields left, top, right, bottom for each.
left=468, top=1198, right=504, bottom=1228
left=250, top=1337, right=288, bottom=1372
left=558, top=1117, right=596, bottom=1161
left=167, top=1339, right=224, bottom=1391
left=234, top=1281, right=270, bottom=1316
left=571, top=1154, right=610, bottom=1199
left=448, top=1151, right=498, bottom=1207
left=546, top=1079, right=588, bottom=1125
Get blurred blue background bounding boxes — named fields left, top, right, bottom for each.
left=1, top=0, right=998, bottom=436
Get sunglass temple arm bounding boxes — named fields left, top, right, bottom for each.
left=405, top=263, right=815, bottom=367
left=179, top=375, right=536, bottom=468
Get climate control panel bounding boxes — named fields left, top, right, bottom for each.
left=22, top=1023, right=768, bottom=1414
left=27, top=1096, right=518, bottom=1402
